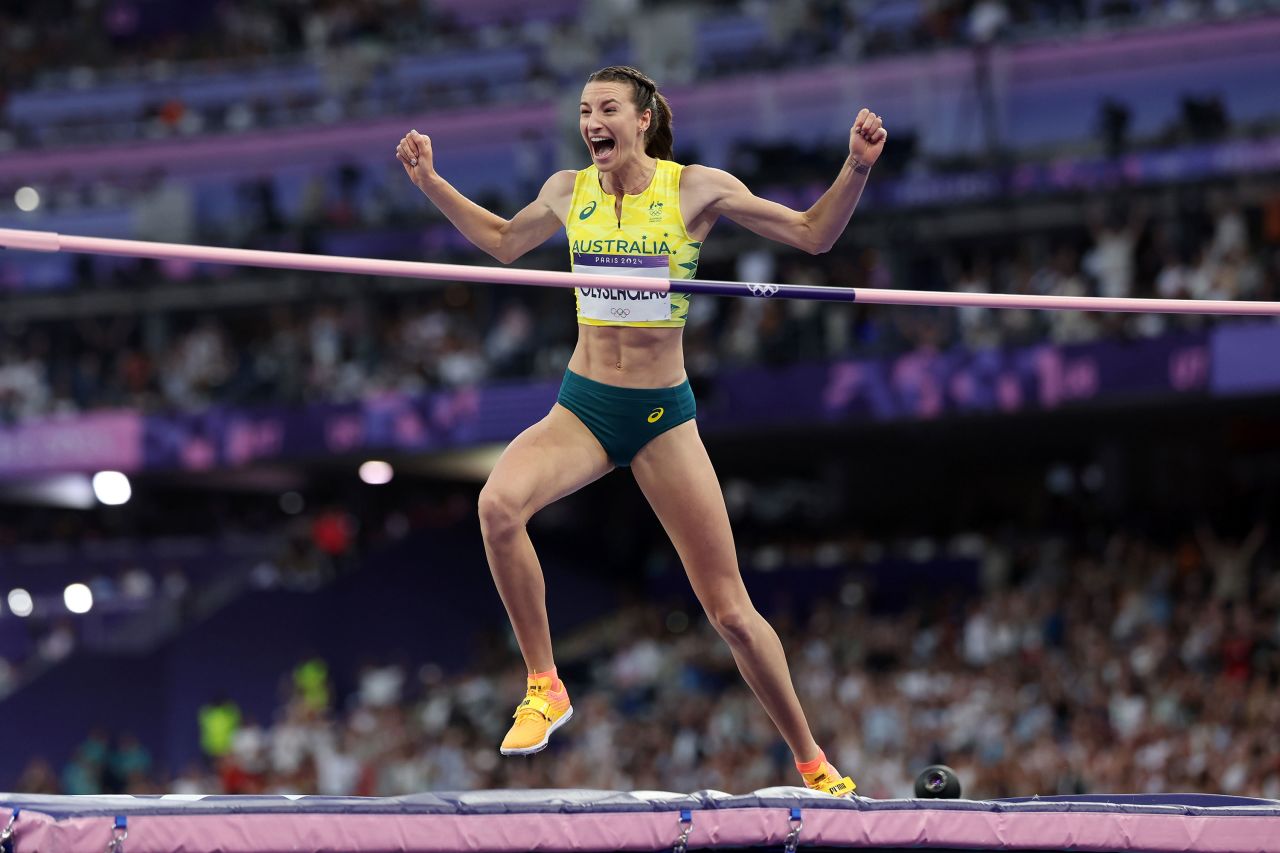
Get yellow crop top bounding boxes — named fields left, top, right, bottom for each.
left=565, top=160, right=702, bottom=328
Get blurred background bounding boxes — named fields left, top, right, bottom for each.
left=1, top=0, right=1279, bottom=802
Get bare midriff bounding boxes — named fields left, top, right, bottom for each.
left=567, top=323, right=686, bottom=388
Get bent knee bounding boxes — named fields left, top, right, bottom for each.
left=477, top=487, right=525, bottom=540
left=709, top=606, right=758, bottom=647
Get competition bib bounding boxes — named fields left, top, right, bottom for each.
left=572, top=253, right=671, bottom=323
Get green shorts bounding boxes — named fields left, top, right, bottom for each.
left=557, top=369, right=697, bottom=467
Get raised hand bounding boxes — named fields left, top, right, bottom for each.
left=849, top=108, right=887, bottom=168
left=395, top=129, right=435, bottom=187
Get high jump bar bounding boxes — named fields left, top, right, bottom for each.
left=3, top=226, right=1278, bottom=315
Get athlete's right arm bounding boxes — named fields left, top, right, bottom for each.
left=397, top=130, right=574, bottom=264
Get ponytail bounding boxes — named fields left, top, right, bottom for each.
left=586, top=66, right=675, bottom=160
left=646, top=91, right=674, bottom=161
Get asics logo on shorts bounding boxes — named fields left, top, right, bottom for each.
left=610, top=307, right=631, bottom=318
left=647, top=407, right=664, bottom=423
left=748, top=283, right=779, bottom=297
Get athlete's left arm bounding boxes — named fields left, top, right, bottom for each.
left=686, top=108, right=886, bottom=255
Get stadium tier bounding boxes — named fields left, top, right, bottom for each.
left=1, top=3, right=1278, bottom=851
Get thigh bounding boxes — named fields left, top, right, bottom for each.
left=630, top=420, right=749, bottom=608
left=484, top=403, right=615, bottom=520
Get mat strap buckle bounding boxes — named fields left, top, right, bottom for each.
left=672, top=808, right=693, bottom=853
left=106, top=815, right=127, bottom=853
left=784, top=806, right=803, bottom=853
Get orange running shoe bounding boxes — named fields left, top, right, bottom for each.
left=797, top=752, right=857, bottom=798
left=499, top=674, right=573, bottom=756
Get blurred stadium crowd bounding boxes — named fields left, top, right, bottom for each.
left=5, top=0, right=1274, bottom=149
left=12, top=518, right=1278, bottom=800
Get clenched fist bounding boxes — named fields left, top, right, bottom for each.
left=849, top=108, right=887, bottom=169
left=395, top=129, right=435, bottom=187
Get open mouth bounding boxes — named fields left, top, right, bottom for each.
left=590, top=136, right=616, bottom=158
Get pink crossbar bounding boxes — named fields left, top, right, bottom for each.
left=4, top=226, right=1280, bottom=315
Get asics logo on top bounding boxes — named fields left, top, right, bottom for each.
left=579, top=201, right=597, bottom=220
left=748, top=283, right=779, bottom=297
left=647, top=407, right=664, bottom=423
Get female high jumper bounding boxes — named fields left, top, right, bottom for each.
left=396, top=65, right=885, bottom=795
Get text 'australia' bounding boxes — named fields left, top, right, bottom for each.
left=571, top=239, right=672, bottom=255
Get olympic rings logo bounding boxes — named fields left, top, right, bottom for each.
left=748, top=283, right=779, bottom=297
left=610, top=307, right=632, bottom=317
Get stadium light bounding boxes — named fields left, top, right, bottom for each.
left=14, top=187, right=40, bottom=212
left=64, top=583, right=94, bottom=614
left=92, top=471, right=132, bottom=505
left=7, top=589, right=33, bottom=618
left=359, top=460, right=394, bottom=485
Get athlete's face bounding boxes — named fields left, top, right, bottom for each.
left=579, top=81, right=651, bottom=172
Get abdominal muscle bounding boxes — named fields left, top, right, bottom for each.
left=567, top=323, right=686, bottom=388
